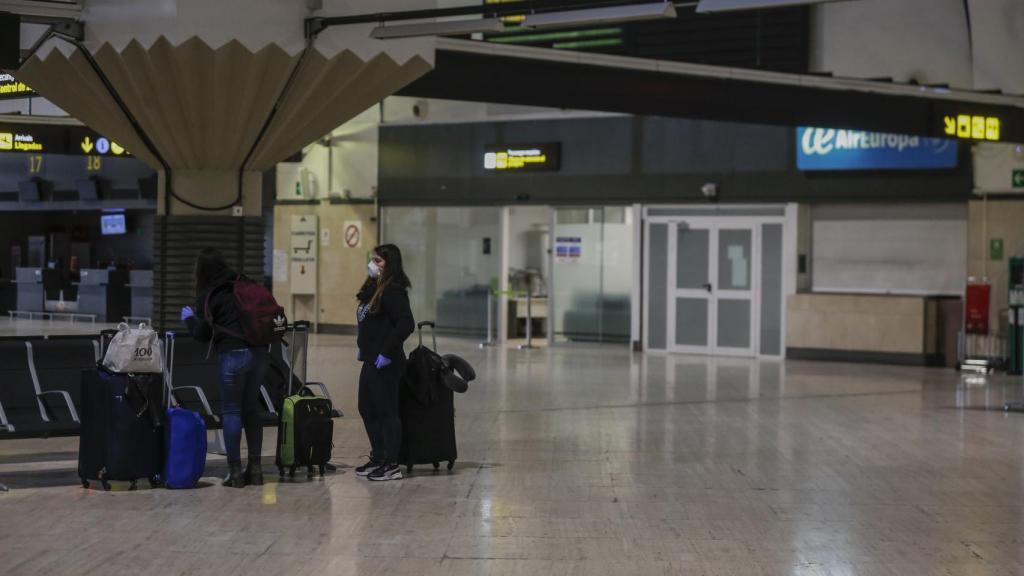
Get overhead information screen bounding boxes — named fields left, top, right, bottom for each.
left=483, top=143, right=561, bottom=172
left=0, top=123, right=130, bottom=156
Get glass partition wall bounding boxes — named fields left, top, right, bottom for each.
left=550, top=206, right=634, bottom=344
left=382, top=205, right=634, bottom=346
left=382, top=207, right=502, bottom=337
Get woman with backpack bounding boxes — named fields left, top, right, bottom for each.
left=182, top=247, right=269, bottom=488
left=354, top=244, right=415, bottom=481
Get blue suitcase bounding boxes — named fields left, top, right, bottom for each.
left=161, top=332, right=207, bottom=489
left=162, top=407, right=206, bottom=489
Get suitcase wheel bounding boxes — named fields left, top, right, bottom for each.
left=447, top=460, right=455, bottom=471
left=432, top=462, right=440, bottom=470
left=81, top=479, right=90, bottom=489
left=149, top=476, right=162, bottom=489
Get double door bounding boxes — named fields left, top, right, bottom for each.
left=667, top=221, right=759, bottom=357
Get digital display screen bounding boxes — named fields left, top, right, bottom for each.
left=101, top=213, right=126, bottom=236
left=483, top=143, right=561, bottom=172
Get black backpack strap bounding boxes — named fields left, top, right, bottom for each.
left=202, top=280, right=246, bottom=348
left=202, top=281, right=235, bottom=323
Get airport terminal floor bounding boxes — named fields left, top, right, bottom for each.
left=2, top=334, right=1023, bottom=575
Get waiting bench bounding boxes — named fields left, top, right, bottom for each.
left=0, top=327, right=340, bottom=465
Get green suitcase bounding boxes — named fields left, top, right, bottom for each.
left=275, top=387, right=334, bottom=479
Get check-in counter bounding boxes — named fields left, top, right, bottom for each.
left=75, top=269, right=131, bottom=322
left=786, top=293, right=950, bottom=366
left=127, top=270, right=153, bottom=320
left=15, top=267, right=44, bottom=312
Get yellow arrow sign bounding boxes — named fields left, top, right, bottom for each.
left=81, top=136, right=94, bottom=154
left=943, top=116, right=956, bottom=136
left=110, top=141, right=124, bottom=155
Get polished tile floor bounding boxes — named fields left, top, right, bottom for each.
left=2, top=334, right=1024, bottom=575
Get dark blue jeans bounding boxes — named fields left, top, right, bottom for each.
left=218, top=348, right=269, bottom=466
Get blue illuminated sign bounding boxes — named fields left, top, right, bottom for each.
left=797, top=127, right=957, bottom=171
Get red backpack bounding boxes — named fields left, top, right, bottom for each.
left=205, top=277, right=288, bottom=346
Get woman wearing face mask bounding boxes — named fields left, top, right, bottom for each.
left=354, top=244, right=415, bottom=481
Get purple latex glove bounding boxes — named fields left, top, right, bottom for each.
left=374, top=354, right=391, bottom=370
left=181, top=306, right=194, bottom=322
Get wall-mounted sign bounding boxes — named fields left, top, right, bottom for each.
left=943, top=114, right=1001, bottom=141
left=991, top=238, right=1005, bottom=261
left=483, top=143, right=561, bottom=172
left=0, top=73, right=35, bottom=100
left=290, top=215, right=318, bottom=296
left=555, top=236, right=581, bottom=261
left=796, top=127, right=957, bottom=171
left=1014, top=169, right=1024, bottom=189
left=343, top=220, right=362, bottom=249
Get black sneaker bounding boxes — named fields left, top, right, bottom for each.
left=355, top=460, right=380, bottom=477
left=368, top=463, right=402, bottom=482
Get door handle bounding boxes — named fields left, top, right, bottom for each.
left=703, top=283, right=713, bottom=293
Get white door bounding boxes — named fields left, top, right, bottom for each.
left=668, top=221, right=758, bottom=357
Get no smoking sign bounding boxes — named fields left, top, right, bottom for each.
left=343, top=220, right=362, bottom=249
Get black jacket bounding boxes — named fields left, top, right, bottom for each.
left=185, top=269, right=248, bottom=353
left=357, top=282, right=415, bottom=362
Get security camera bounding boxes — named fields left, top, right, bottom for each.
left=412, top=100, right=429, bottom=120
left=701, top=183, right=718, bottom=198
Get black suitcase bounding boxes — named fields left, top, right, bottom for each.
left=77, top=368, right=164, bottom=490
left=399, top=321, right=457, bottom=473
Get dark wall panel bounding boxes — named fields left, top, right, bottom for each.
left=379, top=116, right=973, bottom=206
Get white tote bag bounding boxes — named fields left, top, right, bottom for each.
left=102, top=322, right=163, bottom=374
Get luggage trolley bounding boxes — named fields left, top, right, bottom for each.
left=278, top=321, right=341, bottom=418
left=274, top=321, right=341, bottom=478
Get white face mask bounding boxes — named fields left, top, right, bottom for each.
left=367, top=260, right=381, bottom=278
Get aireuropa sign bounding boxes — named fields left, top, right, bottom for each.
left=797, top=127, right=957, bottom=171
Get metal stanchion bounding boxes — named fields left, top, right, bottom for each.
left=518, top=290, right=537, bottom=350
left=480, top=290, right=495, bottom=349
left=1006, top=306, right=1024, bottom=412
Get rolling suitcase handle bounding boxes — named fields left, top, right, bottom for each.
left=417, top=321, right=438, bottom=351
left=98, top=328, right=120, bottom=361
left=163, top=331, right=177, bottom=409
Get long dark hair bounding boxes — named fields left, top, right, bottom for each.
left=360, top=244, right=411, bottom=312
left=193, top=247, right=230, bottom=298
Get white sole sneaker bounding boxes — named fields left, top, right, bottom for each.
left=355, top=466, right=378, bottom=477
left=368, top=468, right=403, bottom=481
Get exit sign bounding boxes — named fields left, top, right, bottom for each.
left=1014, top=169, right=1024, bottom=189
